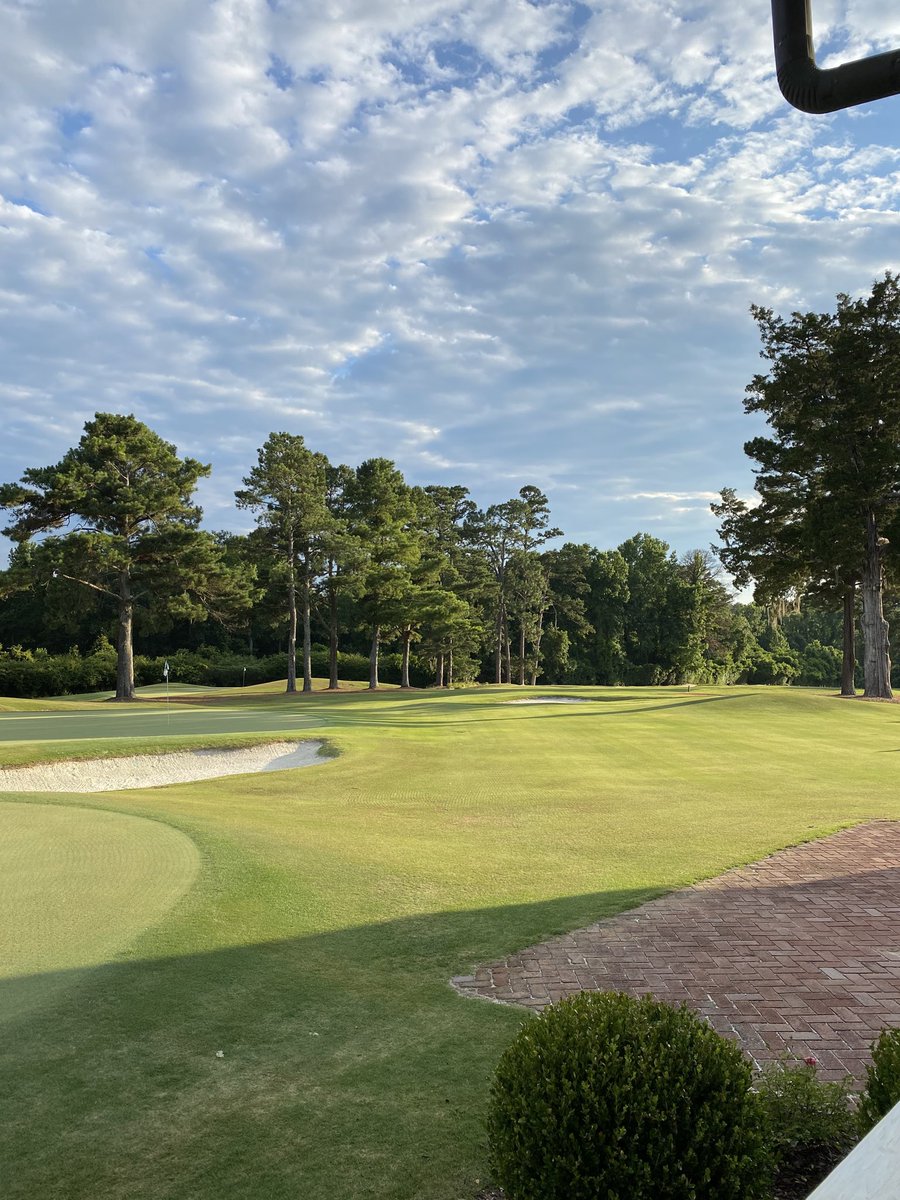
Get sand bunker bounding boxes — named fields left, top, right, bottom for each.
left=506, top=696, right=592, bottom=705
left=0, top=740, right=326, bottom=793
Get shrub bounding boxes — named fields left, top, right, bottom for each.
left=623, top=662, right=667, bottom=686
left=0, top=642, right=435, bottom=697
left=0, top=645, right=119, bottom=697
left=796, top=640, right=843, bottom=688
left=859, top=1028, right=900, bottom=1134
left=487, top=991, right=769, bottom=1200
left=755, top=1056, right=857, bottom=1169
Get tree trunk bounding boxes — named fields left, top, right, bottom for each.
left=494, top=604, right=503, bottom=684
left=369, top=625, right=380, bottom=690
left=530, top=610, right=545, bottom=686
left=447, top=642, right=453, bottom=687
left=301, top=568, right=312, bottom=693
left=841, top=584, right=857, bottom=697
left=401, top=626, right=412, bottom=688
left=328, top=564, right=339, bottom=689
left=435, top=652, right=444, bottom=688
left=115, top=571, right=135, bottom=701
left=860, top=509, right=893, bottom=699
left=518, top=622, right=526, bottom=685
left=504, top=614, right=512, bottom=684
left=286, top=584, right=298, bottom=694
left=286, top=532, right=297, bottom=694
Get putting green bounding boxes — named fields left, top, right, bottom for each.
left=0, top=802, right=200, bottom=1022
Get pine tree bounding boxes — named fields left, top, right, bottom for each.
left=0, top=413, right=252, bottom=700
left=720, top=274, right=900, bottom=699
left=236, top=433, right=334, bottom=693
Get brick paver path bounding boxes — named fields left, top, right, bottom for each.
left=452, top=822, right=900, bottom=1082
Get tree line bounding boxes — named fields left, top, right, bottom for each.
left=0, top=411, right=870, bottom=701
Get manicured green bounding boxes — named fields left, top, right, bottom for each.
left=1, top=684, right=898, bottom=1199
left=0, top=801, right=199, bottom=1024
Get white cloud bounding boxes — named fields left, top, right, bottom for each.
left=623, top=491, right=723, bottom=503
left=1, top=0, right=899, bottom=560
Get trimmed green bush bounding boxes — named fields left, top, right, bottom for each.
left=859, top=1027, right=900, bottom=1133
left=487, top=991, right=769, bottom=1200
left=755, top=1056, right=856, bottom=1167
left=0, top=644, right=118, bottom=697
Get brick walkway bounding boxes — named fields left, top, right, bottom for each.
left=452, top=822, right=900, bottom=1082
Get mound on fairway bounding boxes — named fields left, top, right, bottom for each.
left=505, top=695, right=593, bottom=705
left=0, top=739, right=326, bottom=792
left=0, top=802, right=199, bottom=1022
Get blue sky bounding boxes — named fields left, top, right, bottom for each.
left=2, top=0, right=900, bottom=567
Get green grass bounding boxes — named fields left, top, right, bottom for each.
left=49, top=676, right=394, bottom=703
left=0, top=801, right=199, bottom=1023
left=1, top=684, right=899, bottom=1198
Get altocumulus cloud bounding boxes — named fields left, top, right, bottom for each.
left=1, top=0, right=899, bottom=553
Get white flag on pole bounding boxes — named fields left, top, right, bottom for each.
left=163, top=660, right=170, bottom=679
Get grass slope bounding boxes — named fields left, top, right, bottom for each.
left=1, top=685, right=898, bottom=1199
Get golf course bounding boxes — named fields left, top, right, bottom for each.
left=2, top=682, right=899, bottom=1198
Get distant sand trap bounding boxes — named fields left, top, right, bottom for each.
left=0, top=740, right=326, bottom=793
left=506, top=697, right=593, bottom=705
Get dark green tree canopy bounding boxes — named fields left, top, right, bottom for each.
left=0, top=413, right=252, bottom=700
left=236, top=432, right=335, bottom=692
left=716, top=273, right=900, bottom=698
left=0, top=413, right=208, bottom=542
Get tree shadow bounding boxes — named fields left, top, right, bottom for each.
left=0, top=886, right=660, bottom=1200
left=319, top=690, right=753, bottom=729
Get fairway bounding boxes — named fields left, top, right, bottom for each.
left=2, top=684, right=899, bottom=1199
left=0, top=702, right=323, bottom=745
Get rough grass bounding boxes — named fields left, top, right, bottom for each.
left=1, top=685, right=898, bottom=1199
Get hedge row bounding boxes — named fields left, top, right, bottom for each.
left=0, top=644, right=431, bottom=697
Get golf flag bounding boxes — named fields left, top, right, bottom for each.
left=163, top=660, right=170, bottom=679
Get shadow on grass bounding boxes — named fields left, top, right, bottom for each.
left=0, top=691, right=755, bottom=745
left=320, top=690, right=754, bottom=729
left=0, top=886, right=661, bottom=1200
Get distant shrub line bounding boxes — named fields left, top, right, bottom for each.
left=0, top=641, right=432, bottom=697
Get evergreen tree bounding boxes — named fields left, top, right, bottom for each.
left=725, top=275, right=900, bottom=699
left=346, top=458, right=420, bottom=689
left=0, top=413, right=252, bottom=700
left=539, top=543, right=593, bottom=684
left=322, top=463, right=366, bottom=689
left=236, top=433, right=334, bottom=693
left=583, top=548, right=630, bottom=684
left=465, top=486, right=560, bottom=684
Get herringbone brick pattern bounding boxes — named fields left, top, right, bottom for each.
left=452, top=822, right=900, bottom=1082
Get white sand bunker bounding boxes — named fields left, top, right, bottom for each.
left=506, top=696, right=593, bottom=705
left=0, top=740, right=326, bottom=793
